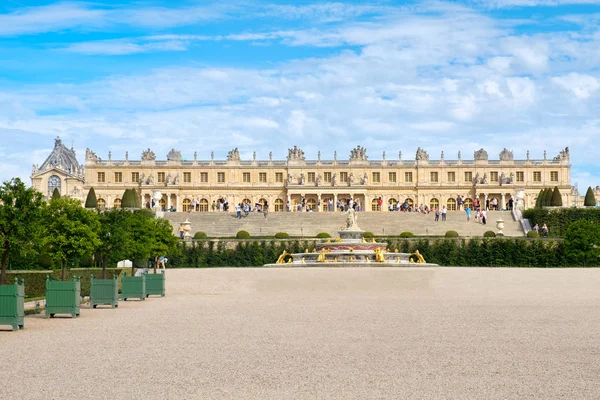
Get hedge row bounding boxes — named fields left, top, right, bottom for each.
left=523, top=208, right=600, bottom=237
left=167, top=238, right=592, bottom=268
left=6, top=268, right=129, bottom=298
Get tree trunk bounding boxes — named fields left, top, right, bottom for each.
left=131, top=261, right=135, bottom=278
left=62, top=260, right=67, bottom=281
left=102, top=256, right=106, bottom=279
left=0, top=240, right=9, bottom=285
left=154, top=256, right=158, bottom=274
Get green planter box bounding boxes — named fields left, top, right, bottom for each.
left=122, top=274, right=146, bottom=301
left=145, top=272, right=165, bottom=297
left=46, top=277, right=81, bottom=318
left=90, top=276, right=119, bottom=309
left=0, top=278, right=25, bottom=330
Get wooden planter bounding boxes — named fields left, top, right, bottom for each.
left=90, top=276, right=119, bottom=309
left=0, top=278, right=25, bottom=330
left=46, top=276, right=81, bottom=318
left=145, top=272, right=165, bottom=297
left=122, top=274, right=146, bottom=301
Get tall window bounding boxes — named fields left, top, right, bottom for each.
left=533, top=171, right=541, bottom=182
left=217, top=172, right=225, bottom=183
left=430, top=198, right=439, bottom=209
left=447, top=198, right=457, bottom=211
left=516, top=171, right=524, bottom=182
left=324, top=172, right=332, bottom=183
left=114, top=199, right=122, bottom=209
left=447, top=172, right=455, bottom=182
left=97, top=172, right=105, bottom=183
left=551, top=171, right=558, bottom=182
left=47, top=175, right=61, bottom=196
left=97, top=199, right=106, bottom=209
left=182, top=199, right=191, bottom=212
left=131, top=172, right=139, bottom=183
left=259, top=172, right=267, bottom=183
left=340, top=172, right=348, bottom=183
left=275, top=172, right=283, bottom=183
left=243, top=172, right=251, bottom=183
left=157, top=172, right=165, bottom=183
left=490, top=172, right=498, bottom=182
left=183, top=172, right=191, bottom=183
left=464, top=171, right=472, bottom=183
left=114, top=172, right=122, bottom=183
left=389, top=172, right=396, bottom=183
left=275, top=199, right=284, bottom=211
left=405, top=172, right=413, bottom=183
left=430, top=172, right=438, bottom=183
left=199, top=199, right=209, bottom=212
left=200, top=172, right=208, bottom=183
left=371, top=199, right=381, bottom=211
left=308, top=172, right=315, bottom=183
left=372, top=172, right=380, bottom=183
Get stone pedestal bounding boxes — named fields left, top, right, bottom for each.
left=338, top=229, right=364, bottom=241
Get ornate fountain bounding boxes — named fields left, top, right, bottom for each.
left=265, top=208, right=437, bottom=267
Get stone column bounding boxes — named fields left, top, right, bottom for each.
left=167, top=194, right=171, bottom=210
left=333, top=193, right=338, bottom=213
left=364, top=194, right=369, bottom=212
left=501, top=193, right=506, bottom=211
left=484, top=193, right=488, bottom=210
left=287, top=194, right=291, bottom=212
left=317, top=193, right=322, bottom=212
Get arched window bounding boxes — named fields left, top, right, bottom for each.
left=388, top=198, right=398, bottom=207
left=242, top=198, right=251, bottom=206
left=404, top=198, right=414, bottom=207
left=371, top=199, right=381, bottom=211
left=259, top=198, right=268, bottom=208
left=182, top=198, right=191, bottom=212
left=159, top=198, right=166, bottom=210
left=306, top=198, right=316, bottom=211
left=199, top=199, right=209, bottom=212
left=446, top=198, right=457, bottom=211
left=274, top=198, right=284, bottom=212
left=113, top=199, right=122, bottom=209
left=47, top=175, right=61, bottom=197
left=430, top=198, right=439, bottom=210
left=97, top=198, right=106, bottom=209
left=463, top=198, right=473, bottom=209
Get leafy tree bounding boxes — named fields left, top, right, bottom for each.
left=51, top=188, right=61, bottom=200
left=85, top=187, right=98, bottom=209
left=564, top=220, right=600, bottom=265
left=551, top=186, right=562, bottom=207
left=126, top=209, right=155, bottom=275
left=149, top=218, right=178, bottom=272
left=584, top=187, right=596, bottom=207
left=0, top=178, right=45, bottom=285
left=43, top=197, right=101, bottom=280
left=96, top=210, right=133, bottom=278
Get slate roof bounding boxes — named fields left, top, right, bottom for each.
left=39, top=136, right=82, bottom=174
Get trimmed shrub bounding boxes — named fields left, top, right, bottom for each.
left=551, top=186, right=562, bottom=207
left=527, top=230, right=540, bottom=238
left=399, top=232, right=414, bottom=238
left=193, top=231, right=208, bottom=239
left=483, top=230, right=496, bottom=238
left=316, top=232, right=331, bottom=238
left=543, top=188, right=552, bottom=207
left=51, top=188, right=61, bottom=200
left=274, top=232, right=290, bottom=239
left=236, top=230, right=251, bottom=239
left=363, top=232, right=375, bottom=238
left=445, top=230, right=459, bottom=238
left=535, top=189, right=544, bottom=208
left=584, top=187, right=596, bottom=207
left=84, top=187, right=98, bottom=208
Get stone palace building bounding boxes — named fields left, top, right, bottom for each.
left=31, top=137, right=573, bottom=212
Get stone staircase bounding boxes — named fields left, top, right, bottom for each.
left=163, top=210, right=524, bottom=238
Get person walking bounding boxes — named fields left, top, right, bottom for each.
left=435, top=208, right=440, bottom=222
left=465, top=206, right=471, bottom=222
left=236, top=203, right=242, bottom=219
left=263, top=201, right=269, bottom=219
left=178, top=224, right=185, bottom=239
left=441, top=205, right=447, bottom=222
left=481, top=209, right=487, bottom=225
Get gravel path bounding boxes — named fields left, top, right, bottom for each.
left=2, top=267, right=600, bottom=399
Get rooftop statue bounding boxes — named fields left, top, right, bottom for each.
left=141, top=148, right=156, bottom=161
left=167, top=149, right=182, bottom=161
left=86, top=148, right=99, bottom=161
left=227, top=148, right=240, bottom=162
left=474, top=148, right=488, bottom=161
left=415, top=147, right=429, bottom=161
left=287, top=145, right=305, bottom=161
left=554, top=147, right=570, bottom=161
left=349, top=145, right=368, bottom=161
left=499, top=148, right=513, bottom=161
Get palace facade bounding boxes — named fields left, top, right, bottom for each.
left=31, top=137, right=573, bottom=212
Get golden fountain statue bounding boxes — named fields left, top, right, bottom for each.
left=409, top=250, right=426, bottom=264
left=316, top=249, right=327, bottom=262
left=276, top=250, right=289, bottom=264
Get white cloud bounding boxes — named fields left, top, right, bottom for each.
left=552, top=73, right=600, bottom=99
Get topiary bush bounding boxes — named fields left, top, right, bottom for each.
left=483, top=230, right=496, bottom=238
left=274, top=232, right=290, bottom=239
left=363, top=232, right=374, bottom=238
left=236, top=230, right=251, bottom=239
left=527, top=230, right=540, bottom=238
left=399, top=232, right=414, bottom=238
left=316, top=232, right=331, bottom=238
left=84, top=187, right=98, bottom=208
left=193, top=231, right=208, bottom=239
left=584, top=186, right=596, bottom=207
left=445, top=230, right=459, bottom=238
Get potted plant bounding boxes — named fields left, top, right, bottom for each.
left=0, top=278, right=25, bottom=330
left=121, top=271, right=146, bottom=301
left=46, top=276, right=81, bottom=318
left=90, top=275, right=119, bottom=308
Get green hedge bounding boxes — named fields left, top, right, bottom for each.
left=274, top=232, right=290, bottom=239
left=445, top=231, right=459, bottom=238
left=399, top=232, right=414, bottom=238
left=316, top=232, right=331, bottom=238
left=5, top=268, right=128, bottom=298
left=483, top=231, right=496, bottom=238
left=522, top=208, right=600, bottom=237
left=193, top=231, right=208, bottom=239
left=236, top=230, right=251, bottom=239
left=166, top=238, right=593, bottom=268
left=363, top=232, right=374, bottom=238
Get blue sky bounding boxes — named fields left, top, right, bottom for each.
left=0, top=0, right=599, bottom=193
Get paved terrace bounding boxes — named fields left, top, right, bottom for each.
left=163, top=210, right=523, bottom=237
left=1, top=268, right=599, bottom=399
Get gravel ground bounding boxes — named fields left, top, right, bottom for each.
left=2, top=267, right=600, bottom=400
